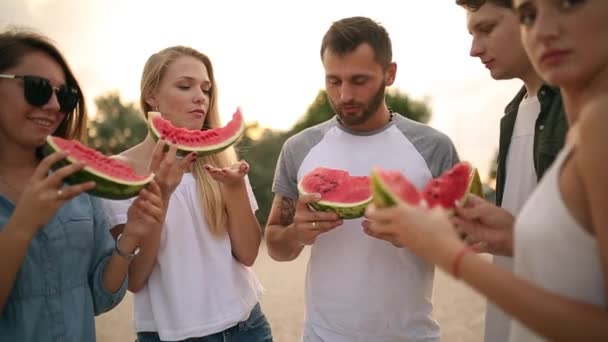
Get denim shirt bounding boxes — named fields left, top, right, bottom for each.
left=0, top=193, right=128, bottom=342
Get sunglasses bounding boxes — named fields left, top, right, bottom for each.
left=0, top=74, right=79, bottom=113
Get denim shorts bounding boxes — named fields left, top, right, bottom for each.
left=136, top=303, right=273, bottom=342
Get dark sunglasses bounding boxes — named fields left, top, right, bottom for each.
left=0, top=74, right=79, bottom=113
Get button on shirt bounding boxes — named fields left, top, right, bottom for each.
left=0, top=194, right=127, bottom=342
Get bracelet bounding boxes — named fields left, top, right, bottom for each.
left=451, top=246, right=473, bottom=279
left=115, top=233, right=141, bottom=261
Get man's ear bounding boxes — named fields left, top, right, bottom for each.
left=385, top=62, right=397, bottom=86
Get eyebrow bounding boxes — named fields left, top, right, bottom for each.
left=176, top=76, right=211, bottom=86
left=513, top=0, right=532, bottom=13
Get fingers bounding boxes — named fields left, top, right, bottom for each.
left=140, top=184, right=163, bottom=209
left=45, top=162, right=86, bottom=187
left=148, top=138, right=168, bottom=173
left=56, top=181, right=96, bottom=201
left=33, top=151, right=68, bottom=180
left=156, top=144, right=178, bottom=179
left=362, top=219, right=402, bottom=246
left=297, top=193, right=321, bottom=206
left=364, top=203, right=410, bottom=223
left=133, top=195, right=164, bottom=223
left=454, top=199, right=485, bottom=221
left=462, top=194, right=485, bottom=208
left=300, top=219, right=342, bottom=232
left=236, top=160, right=249, bottom=174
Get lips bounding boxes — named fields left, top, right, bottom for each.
left=29, top=117, right=55, bottom=128
left=190, top=109, right=206, bottom=119
left=540, top=49, right=571, bottom=66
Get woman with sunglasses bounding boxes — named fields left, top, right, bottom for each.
left=364, top=0, right=608, bottom=341
left=0, top=29, right=168, bottom=341
left=102, top=46, right=272, bottom=342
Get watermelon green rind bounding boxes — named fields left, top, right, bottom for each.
left=43, top=137, right=155, bottom=200
left=147, top=110, right=245, bottom=157
left=467, top=167, right=484, bottom=199
left=370, top=171, right=400, bottom=208
left=297, top=183, right=372, bottom=219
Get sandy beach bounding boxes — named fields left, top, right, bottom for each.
left=96, top=245, right=487, bottom=342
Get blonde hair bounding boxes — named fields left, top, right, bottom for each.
left=140, top=46, right=237, bottom=236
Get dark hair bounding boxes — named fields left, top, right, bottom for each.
left=0, top=27, right=87, bottom=141
left=455, top=0, right=512, bottom=11
left=320, top=16, right=392, bottom=70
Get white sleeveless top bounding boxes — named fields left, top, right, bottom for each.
left=511, top=144, right=605, bottom=342
left=102, top=174, right=264, bottom=341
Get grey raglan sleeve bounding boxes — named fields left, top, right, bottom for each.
left=272, top=139, right=300, bottom=200
left=429, top=133, right=460, bottom=177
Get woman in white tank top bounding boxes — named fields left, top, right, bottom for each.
left=102, top=46, right=273, bottom=342
left=363, top=1, right=608, bottom=341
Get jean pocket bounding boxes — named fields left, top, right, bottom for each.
left=241, top=303, right=271, bottom=332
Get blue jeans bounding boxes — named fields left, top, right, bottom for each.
left=136, top=303, right=273, bottom=342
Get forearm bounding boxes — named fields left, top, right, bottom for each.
left=265, top=224, right=304, bottom=262
left=0, top=219, right=35, bottom=310
left=223, top=182, right=262, bottom=266
left=102, top=234, right=139, bottom=293
left=127, top=228, right=161, bottom=292
left=446, top=244, right=608, bottom=340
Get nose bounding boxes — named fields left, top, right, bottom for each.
left=193, top=88, right=209, bottom=105
left=530, top=10, right=560, bottom=46
left=41, top=90, right=61, bottom=113
left=339, top=83, right=354, bottom=103
left=469, top=37, right=485, bottom=58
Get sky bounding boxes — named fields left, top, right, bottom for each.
left=1, top=0, right=523, bottom=180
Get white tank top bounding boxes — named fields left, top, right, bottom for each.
left=511, top=144, right=605, bottom=342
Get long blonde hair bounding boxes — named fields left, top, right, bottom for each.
left=140, top=46, right=237, bottom=236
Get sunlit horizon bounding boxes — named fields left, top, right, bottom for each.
left=1, top=0, right=524, bottom=180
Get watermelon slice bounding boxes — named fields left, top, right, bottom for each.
left=422, top=161, right=477, bottom=211
left=370, top=162, right=483, bottom=213
left=370, top=168, right=423, bottom=208
left=43, top=136, right=154, bottom=200
left=147, top=107, right=245, bottom=156
left=297, top=167, right=372, bottom=219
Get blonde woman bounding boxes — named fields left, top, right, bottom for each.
left=102, top=46, right=272, bottom=342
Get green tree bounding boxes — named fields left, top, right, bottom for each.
left=87, top=92, right=148, bottom=155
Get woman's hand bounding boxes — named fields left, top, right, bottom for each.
left=204, top=160, right=249, bottom=186
left=123, top=181, right=165, bottom=241
left=13, top=151, right=95, bottom=237
left=147, top=139, right=196, bottom=202
left=363, top=203, right=461, bottom=265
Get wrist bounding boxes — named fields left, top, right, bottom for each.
left=450, top=245, right=474, bottom=279
left=115, top=233, right=141, bottom=260
left=220, top=178, right=246, bottom=192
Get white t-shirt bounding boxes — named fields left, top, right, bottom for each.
left=511, top=144, right=605, bottom=342
left=486, top=96, right=540, bottom=342
left=102, top=174, right=264, bottom=341
left=273, top=115, right=459, bottom=342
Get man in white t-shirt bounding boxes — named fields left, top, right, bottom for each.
left=454, top=1, right=568, bottom=342
left=265, top=16, right=459, bottom=342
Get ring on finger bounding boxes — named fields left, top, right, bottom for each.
left=312, top=221, right=317, bottom=229
left=56, top=189, right=64, bottom=199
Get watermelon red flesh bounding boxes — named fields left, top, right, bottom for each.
left=422, top=162, right=472, bottom=210
left=148, top=108, right=244, bottom=151
left=299, top=168, right=371, bottom=204
left=51, top=137, right=149, bottom=182
left=371, top=168, right=422, bottom=207
left=44, top=136, right=154, bottom=200
left=297, top=167, right=372, bottom=219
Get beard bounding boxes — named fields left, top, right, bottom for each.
left=329, top=81, right=386, bottom=128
